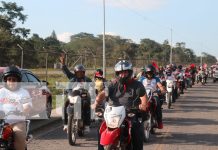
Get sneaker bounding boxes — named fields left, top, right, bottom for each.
left=63, top=125, right=68, bottom=132
left=84, top=126, right=90, bottom=134
left=158, top=122, right=163, bottom=129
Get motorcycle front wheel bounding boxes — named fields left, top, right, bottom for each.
left=68, top=115, right=78, bottom=145
left=143, top=114, right=151, bottom=142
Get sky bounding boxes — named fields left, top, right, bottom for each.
left=4, top=0, right=218, bottom=58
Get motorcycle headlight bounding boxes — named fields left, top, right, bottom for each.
left=106, top=115, right=121, bottom=128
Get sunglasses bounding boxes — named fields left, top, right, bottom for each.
left=6, top=77, right=18, bottom=82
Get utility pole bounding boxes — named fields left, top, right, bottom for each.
left=170, top=28, right=173, bottom=64
left=200, top=53, right=203, bottom=67
left=43, top=47, right=48, bottom=82
left=103, top=0, right=106, bottom=78
left=17, top=44, right=24, bottom=68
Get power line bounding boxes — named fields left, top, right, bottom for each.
left=116, top=0, right=215, bottom=56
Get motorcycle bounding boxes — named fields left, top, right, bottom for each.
left=165, top=79, right=174, bottom=109
left=144, top=86, right=158, bottom=135
left=0, top=110, right=31, bottom=150
left=67, top=88, right=90, bottom=145
left=97, top=101, right=142, bottom=149
left=198, top=74, right=206, bottom=85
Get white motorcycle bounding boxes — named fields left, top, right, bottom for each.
left=166, top=79, right=174, bottom=109
left=144, top=86, right=158, bottom=140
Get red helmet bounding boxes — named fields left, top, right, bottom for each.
left=95, top=68, right=103, bottom=78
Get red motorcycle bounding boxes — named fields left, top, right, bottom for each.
left=97, top=104, right=140, bottom=150
left=0, top=111, right=30, bottom=150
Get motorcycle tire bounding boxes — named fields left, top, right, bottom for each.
left=143, top=117, right=151, bottom=142
left=150, top=115, right=156, bottom=135
left=68, top=115, right=78, bottom=145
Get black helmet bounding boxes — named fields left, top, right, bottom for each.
left=144, top=64, right=155, bottom=78
left=145, top=64, right=155, bottom=73
left=74, top=64, right=85, bottom=73
left=2, top=66, right=22, bottom=82
left=178, top=65, right=183, bottom=70
left=114, top=60, right=133, bottom=83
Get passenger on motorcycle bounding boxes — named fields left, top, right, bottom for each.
left=60, top=55, right=93, bottom=133
left=92, top=60, right=148, bottom=150
left=0, top=66, right=32, bottom=150
left=174, top=65, right=186, bottom=93
left=93, top=68, right=108, bottom=108
left=141, top=65, right=166, bottom=129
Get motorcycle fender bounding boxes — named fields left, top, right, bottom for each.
left=99, top=121, right=107, bottom=134
left=167, top=88, right=173, bottom=92
left=100, top=128, right=121, bottom=146
left=68, top=95, right=81, bottom=104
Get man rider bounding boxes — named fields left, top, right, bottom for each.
left=0, top=66, right=32, bottom=150
left=141, top=64, right=166, bottom=129
left=60, top=55, right=93, bottom=133
left=92, top=60, right=148, bottom=150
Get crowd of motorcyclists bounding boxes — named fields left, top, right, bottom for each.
left=58, top=53, right=218, bottom=150
left=1, top=53, right=217, bottom=150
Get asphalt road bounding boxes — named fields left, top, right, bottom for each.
left=28, top=79, right=218, bottom=150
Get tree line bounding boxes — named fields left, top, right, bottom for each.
left=0, top=1, right=217, bottom=69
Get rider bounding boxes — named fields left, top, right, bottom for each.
left=94, top=69, right=107, bottom=94
left=93, top=68, right=108, bottom=108
left=0, top=66, right=32, bottom=150
left=141, top=64, right=166, bottom=129
left=92, top=60, right=148, bottom=150
left=60, top=55, right=93, bottom=133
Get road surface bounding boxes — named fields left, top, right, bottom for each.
left=28, top=79, right=218, bottom=150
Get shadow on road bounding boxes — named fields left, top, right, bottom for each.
left=164, top=117, right=218, bottom=126
left=152, top=132, right=218, bottom=146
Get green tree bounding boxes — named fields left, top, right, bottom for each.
left=0, top=1, right=30, bottom=66
left=50, top=30, right=57, bottom=40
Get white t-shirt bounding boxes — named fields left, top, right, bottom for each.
left=142, top=78, right=158, bottom=91
left=0, top=87, right=32, bottom=124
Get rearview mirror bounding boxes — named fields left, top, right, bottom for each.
left=42, top=80, right=49, bottom=86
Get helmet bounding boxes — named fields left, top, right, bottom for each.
left=114, top=60, right=132, bottom=72
left=95, top=68, right=103, bottom=78
left=166, top=69, right=172, bottom=76
left=74, top=64, right=85, bottom=73
left=172, top=64, right=177, bottom=71
left=114, top=60, right=133, bottom=83
left=145, top=64, right=155, bottom=73
left=144, top=64, right=155, bottom=78
left=178, top=65, right=183, bottom=70
left=2, top=66, right=22, bottom=82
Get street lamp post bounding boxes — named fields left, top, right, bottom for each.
left=200, top=53, right=203, bottom=67
left=17, top=44, right=24, bottom=68
left=170, top=28, right=173, bottom=64
left=103, top=0, right=106, bottom=78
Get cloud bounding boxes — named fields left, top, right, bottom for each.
left=57, top=32, right=72, bottom=43
left=105, top=32, right=119, bottom=36
left=90, top=0, right=167, bottom=11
